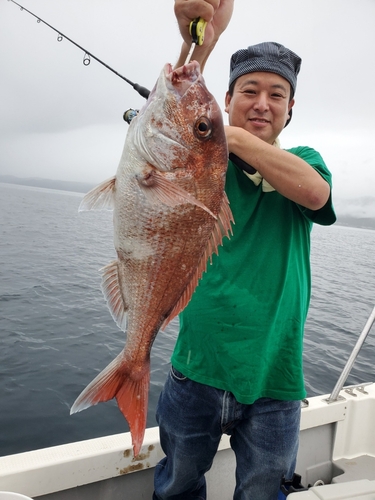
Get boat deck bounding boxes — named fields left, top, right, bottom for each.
left=333, top=455, right=375, bottom=483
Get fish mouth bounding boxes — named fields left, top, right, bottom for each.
left=164, top=61, right=201, bottom=97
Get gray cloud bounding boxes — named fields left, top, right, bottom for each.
left=1, top=0, right=374, bottom=214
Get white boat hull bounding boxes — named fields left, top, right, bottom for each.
left=1, top=383, right=375, bottom=499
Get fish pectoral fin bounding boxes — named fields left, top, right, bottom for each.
left=137, top=169, right=217, bottom=219
left=79, top=176, right=116, bottom=211
left=70, top=352, right=150, bottom=458
left=100, top=260, right=128, bottom=332
left=161, top=194, right=234, bottom=330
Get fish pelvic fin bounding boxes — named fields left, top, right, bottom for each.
left=79, top=176, right=116, bottom=211
left=100, top=260, right=128, bottom=332
left=137, top=169, right=217, bottom=219
left=161, top=193, right=234, bottom=330
left=70, top=352, right=150, bottom=458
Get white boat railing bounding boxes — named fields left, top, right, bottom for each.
left=326, top=305, right=375, bottom=403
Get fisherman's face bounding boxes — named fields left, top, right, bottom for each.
left=225, top=72, right=295, bottom=145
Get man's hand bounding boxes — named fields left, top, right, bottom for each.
left=174, top=0, right=234, bottom=70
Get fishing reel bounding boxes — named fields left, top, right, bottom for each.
left=123, top=108, right=139, bottom=125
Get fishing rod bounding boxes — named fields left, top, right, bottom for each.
left=7, top=0, right=150, bottom=101
left=8, top=1, right=259, bottom=172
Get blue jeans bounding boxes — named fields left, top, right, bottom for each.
left=153, top=366, right=301, bottom=500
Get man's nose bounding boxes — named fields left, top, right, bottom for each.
left=254, top=92, right=269, bottom=112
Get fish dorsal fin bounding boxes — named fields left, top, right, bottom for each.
left=100, top=260, right=128, bottom=332
left=79, top=176, right=116, bottom=211
left=204, top=192, right=234, bottom=263
left=161, top=193, right=234, bottom=330
left=137, top=169, right=216, bottom=219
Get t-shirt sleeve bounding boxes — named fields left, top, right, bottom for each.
left=288, top=146, right=336, bottom=226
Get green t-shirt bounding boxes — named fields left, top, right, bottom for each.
left=171, top=146, right=336, bottom=404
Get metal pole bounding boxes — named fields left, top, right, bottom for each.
left=327, top=305, right=375, bottom=403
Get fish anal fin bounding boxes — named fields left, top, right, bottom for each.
left=161, top=194, right=234, bottom=330
left=100, top=260, right=128, bottom=332
left=70, top=352, right=150, bottom=458
left=79, top=176, right=116, bottom=211
left=137, top=169, right=216, bottom=219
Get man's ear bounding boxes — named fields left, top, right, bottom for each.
left=284, top=98, right=295, bottom=127
left=288, top=98, right=295, bottom=114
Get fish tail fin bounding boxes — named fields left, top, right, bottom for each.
left=116, top=365, right=150, bottom=457
left=70, top=352, right=150, bottom=457
left=70, top=352, right=124, bottom=413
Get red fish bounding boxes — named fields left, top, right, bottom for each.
left=71, top=61, right=233, bottom=457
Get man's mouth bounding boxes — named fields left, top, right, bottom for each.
left=249, top=118, right=270, bottom=124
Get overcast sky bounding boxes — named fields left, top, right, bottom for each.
left=1, top=0, right=375, bottom=215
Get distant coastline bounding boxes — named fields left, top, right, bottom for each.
left=1, top=174, right=375, bottom=231
left=0, top=174, right=95, bottom=194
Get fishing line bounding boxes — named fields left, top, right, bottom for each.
left=7, top=0, right=150, bottom=100
left=8, top=1, right=258, bottom=171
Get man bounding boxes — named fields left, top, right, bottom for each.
left=153, top=1, right=336, bottom=499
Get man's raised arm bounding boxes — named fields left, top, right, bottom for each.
left=174, top=0, right=234, bottom=71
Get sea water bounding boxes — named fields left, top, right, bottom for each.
left=0, top=183, right=374, bottom=457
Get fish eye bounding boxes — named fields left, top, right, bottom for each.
left=194, top=117, right=212, bottom=140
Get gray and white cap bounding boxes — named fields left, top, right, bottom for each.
left=228, top=42, right=302, bottom=97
